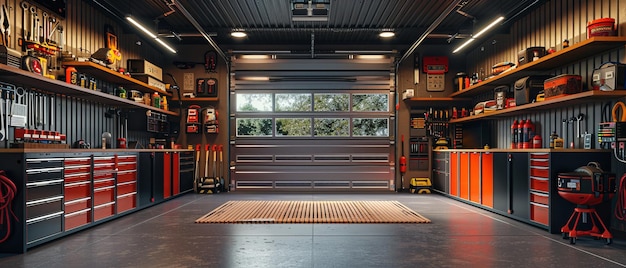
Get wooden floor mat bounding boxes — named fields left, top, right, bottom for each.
left=195, top=200, right=430, bottom=224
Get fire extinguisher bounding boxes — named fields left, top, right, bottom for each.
left=399, top=135, right=407, bottom=191
left=511, top=120, right=518, bottom=149
left=516, top=120, right=524, bottom=149
left=522, top=119, right=535, bottom=149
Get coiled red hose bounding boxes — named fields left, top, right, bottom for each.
left=616, top=173, right=626, bottom=221
left=0, top=170, right=17, bottom=244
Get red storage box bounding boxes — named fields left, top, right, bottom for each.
left=544, top=74, right=582, bottom=99
left=587, top=18, right=617, bottom=38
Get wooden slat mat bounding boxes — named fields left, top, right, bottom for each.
left=195, top=200, right=430, bottom=224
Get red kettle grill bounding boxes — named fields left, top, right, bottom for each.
left=557, top=162, right=615, bottom=244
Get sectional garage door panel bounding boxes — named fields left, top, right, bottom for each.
left=230, top=57, right=395, bottom=192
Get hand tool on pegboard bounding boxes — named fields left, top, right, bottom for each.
left=193, top=144, right=201, bottom=193
left=1, top=3, right=10, bottom=47
left=219, top=145, right=224, bottom=191
left=9, top=87, right=27, bottom=127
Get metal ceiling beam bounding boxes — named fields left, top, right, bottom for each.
left=169, top=0, right=228, bottom=63
left=398, top=0, right=466, bottom=64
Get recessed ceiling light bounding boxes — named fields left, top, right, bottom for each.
left=231, top=31, right=247, bottom=38
left=379, top=31, right=395, bottom=38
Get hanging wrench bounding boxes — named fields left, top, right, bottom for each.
left=0, top=96, right=5, bottom=141
left=21, top=2, right=29, bottom=41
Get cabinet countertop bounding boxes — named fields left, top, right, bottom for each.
left=434, top=148, right=610, bottom=153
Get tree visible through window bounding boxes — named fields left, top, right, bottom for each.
left=352, top=94, right=389, bottom=112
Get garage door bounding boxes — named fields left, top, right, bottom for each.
left=230, top=56, right=395, bottom=192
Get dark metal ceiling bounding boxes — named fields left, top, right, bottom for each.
left=94, top=0, right=543, bottom=53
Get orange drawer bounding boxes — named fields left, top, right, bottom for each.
left=117, top=182, right=136, bottom=196
left=530, top=167, right=549, bottom=178
left=530, top=159, right=549, bottom=167
left=93, top=157, right=115, bottom=164
left=530, top=202, right=549, bottom=226
left=94, top=203, right=115, bottom=221
left=530, top=177, right=549, bottom=192
left=65, top=181, right=91, bottom=201
left=94, top=186, right=115, bottom=206
left=530, top=191, right=549, bottom=205
left=117, top=171, right=137, bottom=184
left=65, top=173, right=90, bottom=184
left=65, top=197, right=91, bottom=214
left=65, top=208, right=91, bottom=230
left=117, top=193, right=136, bottom=213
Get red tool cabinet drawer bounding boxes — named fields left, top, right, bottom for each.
left=530, top=159, right=549, bottom=167
left=93, top=186, right=115, bottom=206
left=530, top=191, right=549, bottom=205
left=65, top=197, right=91, bottom=214
left=117, top=182, right=136, bottom=196
left=65, top=181, right=91, bottom=201
left=117, top=161, right=137, bottom=172
left=65, top=208, right=91, bottom=231
left=117, top=171, right=137, bottom=184
left=64, top=173, right=90, bottom=184
left=530, top=153, right=549, bottom=159
left=64, top=165, right=91, bottom=175
left=94, top=178, right=115, bottom=188
left=117, top=193, right=136, bottom=213
left=530, top=202, right=549, bottom=226
left=530, top=177, right=549, bottom=192
left=530, top=167, right=549, bottom=178
left=64, top=157, right=91, bottom=166
left=94, top=203, right=115, bottom=221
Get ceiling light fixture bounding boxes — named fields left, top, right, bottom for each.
left=452, top=16, right=505, bottom=54
left=231, top=31, right=247, bottom=38
left=126, top=16, right=177, bottom=53
left=379, top=31, right=395, bottom=38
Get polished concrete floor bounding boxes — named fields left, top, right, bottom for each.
left=1, top=193, right=626, bottom=268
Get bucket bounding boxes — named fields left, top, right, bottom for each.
left=587, top=18, right=616, bottom=38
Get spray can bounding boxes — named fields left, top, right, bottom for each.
left=522, top=119, right=535, bottom=149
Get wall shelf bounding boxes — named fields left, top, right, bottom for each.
left=0, top=64, right=179, bottom=116
left=404, top=97, right=470, bottom=107
left=171, top=97, right=218, bottom=102
left=449, top=36, right=626, bottom=98
left=449, top=90, right=626, bottom=123
left=62, top=61, right=172, bottom=97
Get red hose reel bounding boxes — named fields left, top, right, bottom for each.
left=0, top=170, right=17, bottom=244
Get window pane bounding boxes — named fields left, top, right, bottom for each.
left=236, top=94, right=273, bottom=112
left=314, top=118, right=349, bottom=136
left=352, top=94, right=389, bottom=112
left=352, top=118, right=389, bottom=137
left=236, top=118, right=273, bottom=136
left=275, top=94, right=312, bottom=112
left=276, top=118, right=312, bottom=136
left=314, top=93, right=349, bottom=112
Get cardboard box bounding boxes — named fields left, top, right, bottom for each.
left=544, top=74, right=582, bottom=99
left=133, top=74, right=166, bottom=93
left=127, top=59, right=163, bottom=80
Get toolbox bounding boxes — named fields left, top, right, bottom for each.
left=518, top=47, right=546, bottom=66
left=514, top=75, right=552, bottom=106
left=127, top=59, right=163, bottom=80
left=592, top=63, right=626, bottom=91
left=544, top=74, right=582, bottom=99
left=587, top=18, right=617, bottom=38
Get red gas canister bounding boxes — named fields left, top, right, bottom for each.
left=516, top=120, right=524, bottom=149
left=523, top=119, right=535, bottom=149
left=532, top=135, right=542, bottom=148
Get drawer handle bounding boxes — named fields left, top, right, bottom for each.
left=27, top=158, right=64, bottom=163
left=94, top=201, right=116, bottom=209
left=27, top=179, right=64, bottom=187
left=117, top=181, right=136, bottom=187
left=530, top=191, right=549, bottom=197
left=530, top=176, right=549, bottom=181
left=118, top=192, right=137, bottom=198
left=530, top=201, right=549, bottom=208
left=26, top=211, right=64, bottom=224
left=26, top=195, right=64, bottom=206
left=65, top=181, right=91, bottom=188
left=64, top=157, right=91, bottom=161
left=64, top=172, right=90, bottom=178
left=530, top=166, right=549, bottom=170
left=65, top=208, right=92, bottom=217
left=65, top=197, right=91, bottom=205
left=117, top=170, right=137, bottom=175
left=94, top=186, right=116, bottom=192
left=26, top=167, right=64, bottom=174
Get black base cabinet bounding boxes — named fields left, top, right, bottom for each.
left=0, top=149, right=193, bottom=254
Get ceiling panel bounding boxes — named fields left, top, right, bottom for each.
left=95, top=0, right=545, bottom=52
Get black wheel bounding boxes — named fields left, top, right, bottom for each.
left=570, top=237, right=576, bottom=244
left=606, top=238, right=612, bottom=245
left=562, top=232, right=568, bottom=239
